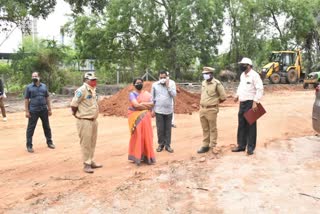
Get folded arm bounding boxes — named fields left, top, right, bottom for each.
left=131, top=100, right=154, bottom=110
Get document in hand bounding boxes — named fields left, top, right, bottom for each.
left=244, top=103, right=266, bottom=125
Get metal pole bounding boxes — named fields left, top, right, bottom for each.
left=146, top=69, right=149, bottom=81
left=117, top=70, right=119, bottom=85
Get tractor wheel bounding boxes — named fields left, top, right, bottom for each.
left=270, top=73, right=281, bottom=84
left=287, top=69, right=298, bottom=84
left=303, top=83, right=309, bottom=89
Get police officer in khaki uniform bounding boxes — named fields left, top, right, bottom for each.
left=197, top=67, right=227, bottom=153
left=70, top=72, right=102, bottom=173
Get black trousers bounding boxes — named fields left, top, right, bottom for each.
left=155, top=113, right=173, bottom=147
left=237, top=100, right=257, bottom=152
left=26, top=109, right=52, bottom=148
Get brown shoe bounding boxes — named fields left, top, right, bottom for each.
left=83, top=164, right=94, bottom=173
left=91, top=162, right=103, bottom=169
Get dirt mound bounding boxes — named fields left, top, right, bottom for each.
left=264, top=84, right=307, bottom=92
left=99, top=81, right=200, bottom=117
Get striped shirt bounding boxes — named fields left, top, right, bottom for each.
left=151, top=80, right=177, bottom=114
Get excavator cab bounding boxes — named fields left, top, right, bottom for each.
left=260, top=50, right=304, bottom=84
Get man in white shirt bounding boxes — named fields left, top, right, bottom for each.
left=232, top=57, right=264, bottom=155
left=151, top=71, right=177, bottom=153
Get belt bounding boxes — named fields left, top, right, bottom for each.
left=77, top=117, right=95, bottom=121
left=201, top=104, right=218, bottom=109
left=240, top=100, right=253, bottom=103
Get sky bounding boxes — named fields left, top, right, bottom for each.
left=0, top=0, right=230, bottom=54
left=0, top=0, right=72, bottom=53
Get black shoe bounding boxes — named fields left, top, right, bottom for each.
left=165, top=146, right=174, bottom=153
left=156, top=145, right=164, bottom=152
left=247, top=151, right=254, bottom=155
left=27, top=147, right=34, bottom=153
left=172, top=124, right=177, bottom=128
left=197, top=147, right=210, bottom=154
left=232, top=147, right=245, bottom=152
left=47, top=143, right=55, bottom=149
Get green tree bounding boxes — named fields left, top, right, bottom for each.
left=66, top=0, right=225, bottom=80
left=0, top=0, right=56, bottom=32
left=64, top=0, right=109, bottom=14
left=11, top=37, right=73, bottom=92
left=283, top=0, right=320, bottom=73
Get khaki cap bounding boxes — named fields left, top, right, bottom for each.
left=202, top=67, right=215, bottom=74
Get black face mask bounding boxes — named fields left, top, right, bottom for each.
left=32, top=78, right=38, bottom=83
left=240, top=65, right=247, bottom=72
left=134, top=83, right=143, bottom=90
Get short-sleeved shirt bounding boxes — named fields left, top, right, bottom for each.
left=200, top=78, right=227, bottom=106
left=128, top=91, right=153, bottom=112
left=24, top=83, right=49, bottom=112
left=70, top=83, right=99, bottom=119
left=129, top=91, right=139, bottom=102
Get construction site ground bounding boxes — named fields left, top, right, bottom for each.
left=0, top=84, right=320, bottom=213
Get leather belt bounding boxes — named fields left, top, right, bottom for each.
left=201, top=104, right=218, bottom=109
left=77, top=117, right=95, bottom=121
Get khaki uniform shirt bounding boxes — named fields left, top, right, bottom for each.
left=200, top=78, right=227, bottom=106
left=70, top=83, right=99, bottom=119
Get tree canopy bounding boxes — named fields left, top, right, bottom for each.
left=3, top=0, right=320, bottom=85
left=0, top=0, right=56, bottom=32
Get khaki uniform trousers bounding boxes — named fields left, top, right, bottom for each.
left=76, top=119, right=98, bottom=165
left=0, top=98, right=6, bottom=118
left=200, top=107, right=218, bottom=148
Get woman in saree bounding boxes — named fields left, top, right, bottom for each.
left=128, top=78, right=155, bottom=165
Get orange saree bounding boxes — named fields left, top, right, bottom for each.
left=128, top=91, right=155, bottom=165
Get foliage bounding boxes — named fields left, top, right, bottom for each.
left=0, top=0, right=56, bottom=33
left=5, top=0, right=320, bottom=88
left=65, top=0, right=225, bottom=80
left=64, top=0, right=109, bottom=14
left=222, top=0, right=320, bottom=74
left=11, top=37, right=76, bottom=93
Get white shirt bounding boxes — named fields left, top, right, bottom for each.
left=236, top=69, right=263, bottom=102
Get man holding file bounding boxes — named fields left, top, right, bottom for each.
left=232, top=57, right=264, bottom=155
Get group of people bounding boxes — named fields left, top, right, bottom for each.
left=125, top=57, right=263, bottom=170
left=127, top=71, right=177, bottom=167
left=20, top=57, right=263, bottom=173
left=196, top=57, right=263, bottom=156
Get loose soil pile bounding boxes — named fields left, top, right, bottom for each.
left=99, top=81, right=201, bottom=117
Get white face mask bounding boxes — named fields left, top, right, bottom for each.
left=159, top=79, right=166, bottom=84
left=203, top=74, right=211, bottom=80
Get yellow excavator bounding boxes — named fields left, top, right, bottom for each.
left=260, top=50, right=305, bottom=84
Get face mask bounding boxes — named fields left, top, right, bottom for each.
left=240, top=65, right=248, bottom=72
left=88, top=80, right=97, bottom=88
left=203, top=74, right=211, bottom=80
left=32, top=78, right=39, bottom=83
left=159, top=79, right=166, bottom=84
left=134, top=83, right=143, bottom=90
